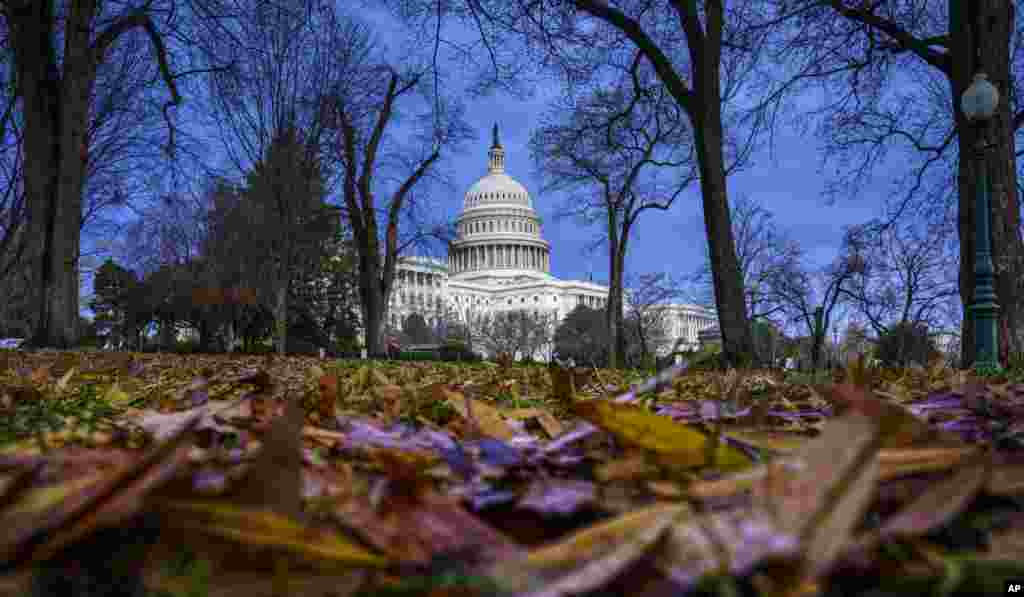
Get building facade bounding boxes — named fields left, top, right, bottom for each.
left=387, top=124, right=717, bottom=358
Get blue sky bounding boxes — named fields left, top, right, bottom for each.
left=361, top=6, right=899, bottom=298
left=80, top=3, right=916, bottom=333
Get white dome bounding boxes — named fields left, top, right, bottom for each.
left=449, top=123, right=551, bottom=280
left=463, top=172, right=532, bottom=209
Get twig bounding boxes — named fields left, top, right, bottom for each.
left=613, top=360, right=689, bottom=403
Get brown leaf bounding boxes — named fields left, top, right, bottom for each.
left=753, top=412, right=881, bottom=579
left=826, top=382, right=947, bottom=448
left=317, top=374, right=339, bottom=420
left=334, top=490, right=521, bottom=565
left=855, top=453, right=990, bottom=550
left=28, top=365, right=51, bottom=386
left=371, top=384, right=404, bottom=422
left=0, top=411, right=201, bottom=568
left=230, top=397, right=305, bottom=519
left=490, top=503, right=686, bottom=597
left=988, top=461, right=1024, bottom=496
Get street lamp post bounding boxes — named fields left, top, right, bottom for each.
left=960, top=72, right=1001, bottom=373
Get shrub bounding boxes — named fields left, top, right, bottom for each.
left=173, top=340, right=203, bottom=354
left=395, top=350, right=440, bottom=362
left=439, top=342, right=480, bottom=362
left=689, top=346, right=727, bottom=371
left=877, top=322, right=939, bottom=368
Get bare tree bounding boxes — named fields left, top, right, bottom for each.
left=623, top=272, right=682, bottom=367
left=758, top=0, right=1023, bottom=368
left=1, top=0, right=257, bottom=348
left=384, top=0, right=790, bottom=367
left=774, top=243, right=864, bottom=371
left=463, top=308, right=552, bottom=361
left=531, top=58, right=696, bottom=369
left=839, top=217, right=959, bottom=340
left=329, top=42, right=473, bottom=357
left=693, top=193, right=800, bottom=323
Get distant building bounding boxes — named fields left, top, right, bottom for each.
left=382, top=124, right=718, bottom=359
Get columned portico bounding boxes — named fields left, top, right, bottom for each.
left=375, top=122, right=718, bottom=362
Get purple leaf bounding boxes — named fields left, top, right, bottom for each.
left=193, top=468, right=227, bottom=495
left=188, top=389, right=209, bottom=408
left=518, top=480, right=596, bottom=516
left=439, top=443, right=475, bottom=480
left=477, top=438, right=522, bottom=467
left=126, top=359, right=145, bottom=377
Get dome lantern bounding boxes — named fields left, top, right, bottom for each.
left=488, top=123, right=505, bottom=173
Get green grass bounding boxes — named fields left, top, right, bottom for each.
left=0, top=383, right=122, bottom=446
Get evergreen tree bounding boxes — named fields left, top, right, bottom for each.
left=554, top=305, right=608, bottom=367
left=89, top=259, right=139, bottom=349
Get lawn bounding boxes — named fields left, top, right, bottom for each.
left=0, top=349, right=1022, bottom=596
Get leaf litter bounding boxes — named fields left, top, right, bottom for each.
left=0, top=350, right=1020, bottom=596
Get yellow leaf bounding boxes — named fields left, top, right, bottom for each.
left=154, top=500, right=387, bottom=568
left=490, top=503, right=687, bottom=595
left=4, top=473, right=107, bottom=516
left=443, top=388, right=514, bottom=440
left=572, top=400, right=752, bottom=470
left=55, top=367, right=77, bottom=392
left=103, top=382, right=132, bottom=404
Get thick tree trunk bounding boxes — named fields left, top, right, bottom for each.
left=693, top=117, right=754, bottom=369
left=10, top=1, right=97, bottom=349
left=951, top=0, right=1023, bottom=369
left=359, top=253, right=388, bottom=356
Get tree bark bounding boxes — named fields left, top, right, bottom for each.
left=693, top=116, right=755, bottom=369
left=274, top=280, right=288, bottom=356
left=8, top=1, right=87, bottom=349
left=950, top=0, right=1022, bottom=369
left=606, top=209, right=623, bottom=369
left=7, top=0, right=180, bottom=349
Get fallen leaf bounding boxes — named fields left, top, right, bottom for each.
left=0, top=411, right=201, bottom=568
left=334, top=490, right=521, bottom=565
left=444, top=388, right=515, bottom=441
left=231, top=397, right=304, bottom=519
left=855, top=453, right=990, bottom=550
left=153, top=499, right=387, bottom=568
left=55, top=368, right=76, bottom=393
left=102, top=382, right=132, bottom=404
left=489, top=503, right=687, bottom=597
left=517, top=480, right=596, bottom=516
left=572, top=400, right=752, bottom=470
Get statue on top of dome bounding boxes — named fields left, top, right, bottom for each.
left=491, top=123, right=501, bottom=148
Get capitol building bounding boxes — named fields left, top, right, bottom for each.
left=385, top=124, right=717, bottom=359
